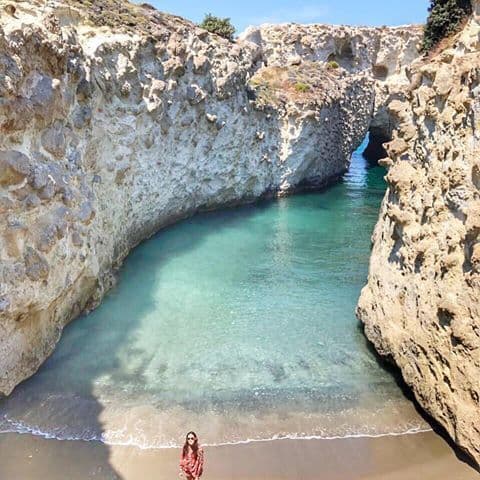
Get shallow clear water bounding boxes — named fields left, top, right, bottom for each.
left=0, top=140, right=429, bottom=447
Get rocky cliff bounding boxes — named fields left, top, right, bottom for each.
left=0, top=0, right=421, bottom=396
left=357, top=1, right=480, bottom=467
left=241, top=22, right=423, bottom=158
left=241, top=22, right=420, bottom=77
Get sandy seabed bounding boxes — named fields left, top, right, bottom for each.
left=0, top=430, right=478, bottom=480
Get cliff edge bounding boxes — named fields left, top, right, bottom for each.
left=358, top=0, right=480, bottom=466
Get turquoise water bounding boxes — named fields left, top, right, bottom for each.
left=0, top=141, right=429, bottom=447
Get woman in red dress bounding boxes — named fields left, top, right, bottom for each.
left=179, top=431, right=204, bottom=479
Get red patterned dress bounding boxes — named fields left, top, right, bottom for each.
left=180, top=446, right=204, bottom=479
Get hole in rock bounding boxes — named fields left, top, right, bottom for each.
left=472, top=164, right=480, bottom=191
left=424, top=117, right=436, bottom=137
left=362, top=129, right=390, bottom=164
left=414, top=252, right=424, bottom=273
left=372, top=65, right=389, bottom=81
left=388, top=225, right=404, bottom=265
left=327, top=41, right=354, bottom=69
left=437, top=308, right=454, bottom=328
left=339, top=42, right=354, bottom=60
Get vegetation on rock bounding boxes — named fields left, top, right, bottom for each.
left=75, top=0, right=150, bottom=29
left=422, top=0, right=472, bottom=52
left=249, top=62, right=344, bottom=108
left=199, top=13, right=236, bottom=41
left=294, top=82, right=311, bottom=93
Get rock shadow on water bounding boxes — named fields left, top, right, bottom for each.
left=0, top=202, right=276, bottom=479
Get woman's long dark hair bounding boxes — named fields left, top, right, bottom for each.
left=182, top=431, right=199, bottom=459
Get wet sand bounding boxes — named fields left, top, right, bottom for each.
left=0, top=430, right=477, bottom=479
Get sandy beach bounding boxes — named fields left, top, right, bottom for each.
left=0, top=430, right=477, bottom=480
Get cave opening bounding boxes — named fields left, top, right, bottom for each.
left=362, top=126, right=391, bottom=165
left=327, top=40, right=355, bottom=69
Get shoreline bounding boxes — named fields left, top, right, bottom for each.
left=0, top=389, right=434, bottom=451
left=0, top=429, right=477, bottom=480
left=0, top=424, right=434, bottom=450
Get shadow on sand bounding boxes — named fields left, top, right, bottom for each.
left=0, top=201, right=274, bottom=480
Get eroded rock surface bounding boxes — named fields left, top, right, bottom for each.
left=241, top=23, right=423, bottom=147
left=241, top=23, right=420, bottom=77
left=358, top=4, right=480, bottom=466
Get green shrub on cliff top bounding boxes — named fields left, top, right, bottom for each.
left=326, top=60, right=339, bottom=69
left=199, top=13, right=236, bottom=41
left=294, top=82, right=311, bottom=93
left=422, top=0, right=472, bottom=52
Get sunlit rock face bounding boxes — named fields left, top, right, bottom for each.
left=0, top=0, right=409, bottom=395
left=358, top=3, right=480, bottom=467
left=240, top=23, right=421, bottom=76
left=240, top=22, right=423, bottom=148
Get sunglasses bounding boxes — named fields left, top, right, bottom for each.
left=187, top=437, right=195, bottom=440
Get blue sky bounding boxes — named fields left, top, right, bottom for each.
left=145, top=1, right=430, bottom=33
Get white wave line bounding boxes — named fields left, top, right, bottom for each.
left=0, top=419, right=433, bottom=450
